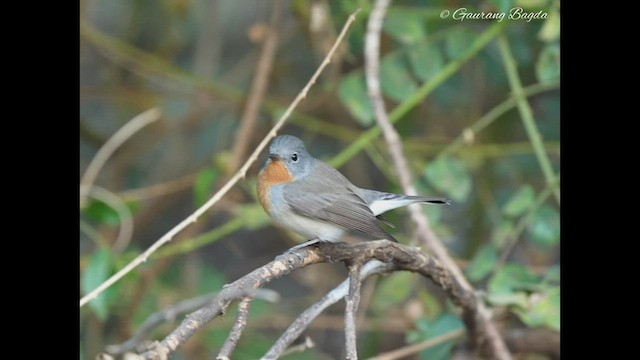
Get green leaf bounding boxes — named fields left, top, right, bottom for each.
left=445, top=27, right=474, bottom=60
left=466, top=243, right=499, bottom=282
left=489, top=264, right=541, bottom=304
left=383, top=9, right=426, bottom=45
left=339, top=71, right=375, bottom=126
left=407, top=314, right=464, bottom=360
left=82, top=200, right=120, bottom=227
left=538, top=6, right=560, bottom=42
left=514, top=287, right=560, bottom=331
left=236, top=204, right=270, bottom=230
left=408, top=42, right=445, bottom=83
left=424, top=156, right=472, bottom=202
left=194, top=168, right=219, bottom=207
left=528, top=204, right=560, bottom=247
left=491, top=0, right=516, bottom=13
left=503, top=185, right=535, bottom=217
left=381, top=53, right=419, bottom=103
left=82, top=249, right=113, bottom=320
left=372, top=272, right=416, bottom=313
left=492, top=219, right=514, bottom=248
left=535, top=44, right=560, bottom=84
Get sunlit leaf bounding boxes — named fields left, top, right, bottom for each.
left=489, top=263, right=540, bottom=297
left=381, top=53, right=419, bottom=102
left=528, top=204, right=560, bottom=247
left=515, top=287, right=560, bottom=331
left=383, top=9, right=426, bottom=45
left=445, top=27, right=474, bottom=60
left=466, top=243, right=499, bottom=282
left=407, top=314, right=464, bottom=360
left=538, top=6, right=560, bottom=42
left=424, top=156, right=472, bottom=202
left=503, top=185, right=535, bottom=217
left=372, top=272, right=416, bottom=313
left=408, top=42, right=445, bottom=83
left=82, top=200, right=120, bottom=227
left=194, top=168, right=219, bottom=207
left=535, top=44, right=560, bottom=84
left=82, top=249, right=113, bottom=320
left=339, top=71, right=375, bottom=126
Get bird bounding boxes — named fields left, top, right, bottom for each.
left=257, top=135, right=450, bottom=246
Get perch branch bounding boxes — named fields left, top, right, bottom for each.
left=79, top=9, right=361, bottom=308
left=364, top=2, right=511, bottom=359
left=137, top=240, right=495, bottom=359
left=80, top=107, right=161, bottom=208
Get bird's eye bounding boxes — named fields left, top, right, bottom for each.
left=291, top=153, right=298, bottom=162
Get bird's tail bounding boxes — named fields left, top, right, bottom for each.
left=364, top=191, right=450, bottom=216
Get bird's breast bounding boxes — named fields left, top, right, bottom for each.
left=257, top=160, right=294, bottom=214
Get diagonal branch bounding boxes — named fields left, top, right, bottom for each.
left=216, top=297, right=254, bottom=360
left=364, top=1, right=511, bottom=359
left=79, top=8, right=362, bottom=308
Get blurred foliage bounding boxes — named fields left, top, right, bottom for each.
left=80, top=0, right=560, bottom=358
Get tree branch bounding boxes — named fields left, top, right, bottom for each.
left=130, top=240, right=501, bottom=359
left=345, top=261, right=363, bottom=360
left=216, top=297, right=254, bottom=360
left=79, top=8, right=362, bottom=308
left=364, top=2, right=512, bottom=358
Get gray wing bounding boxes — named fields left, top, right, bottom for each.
left=283, top=163, right=397, bottom=242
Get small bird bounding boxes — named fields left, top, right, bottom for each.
left=257, top=135, right=450, bottom=245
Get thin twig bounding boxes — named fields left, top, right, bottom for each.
left=366, top=329, right=465, bottom=360
left=79, top=9, right=362, bottom=308
left=118, top=172, right=198, bottom=202
left=106, top=289, right=279, bottom=355
left=280, top=336, right=315, bottom=357
left=345, top=262, right=363, bottom=360
left=217, top=297, right=254, bottom=360
left=364, top=3, right=511, bottom=359
left=82, top=185, right=133, bottom=253
left=80, top=107, right=161, bottom=208
left=229, top=0, right=283, bottom=172
left=497, top=36, right=560, bottom=205
left=262, top=260, right=390, bottom=360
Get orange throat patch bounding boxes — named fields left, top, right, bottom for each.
left=257, top=160, right=294, bottom=214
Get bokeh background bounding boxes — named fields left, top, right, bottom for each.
left=80, top=0, right=560, bottom=359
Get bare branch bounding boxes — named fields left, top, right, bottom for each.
left=229, top=0, right=283, bottom=172
left=106, top=289, right=279, bottom=355
left=280, top=336, right=315, bottom=358
left=364, top=1, right=511, bottom=358
left=345, top=262, right=363, bottom=360
left=80, top=107, right=161, bottom=207
left=217, top=297, right=254, bottom=360
left=262, top=260, right=391, bottom=360
left=79, top=9, right=362, bottom=308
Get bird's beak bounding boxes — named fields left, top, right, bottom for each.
left=268, top=154, right=282, bottom=161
